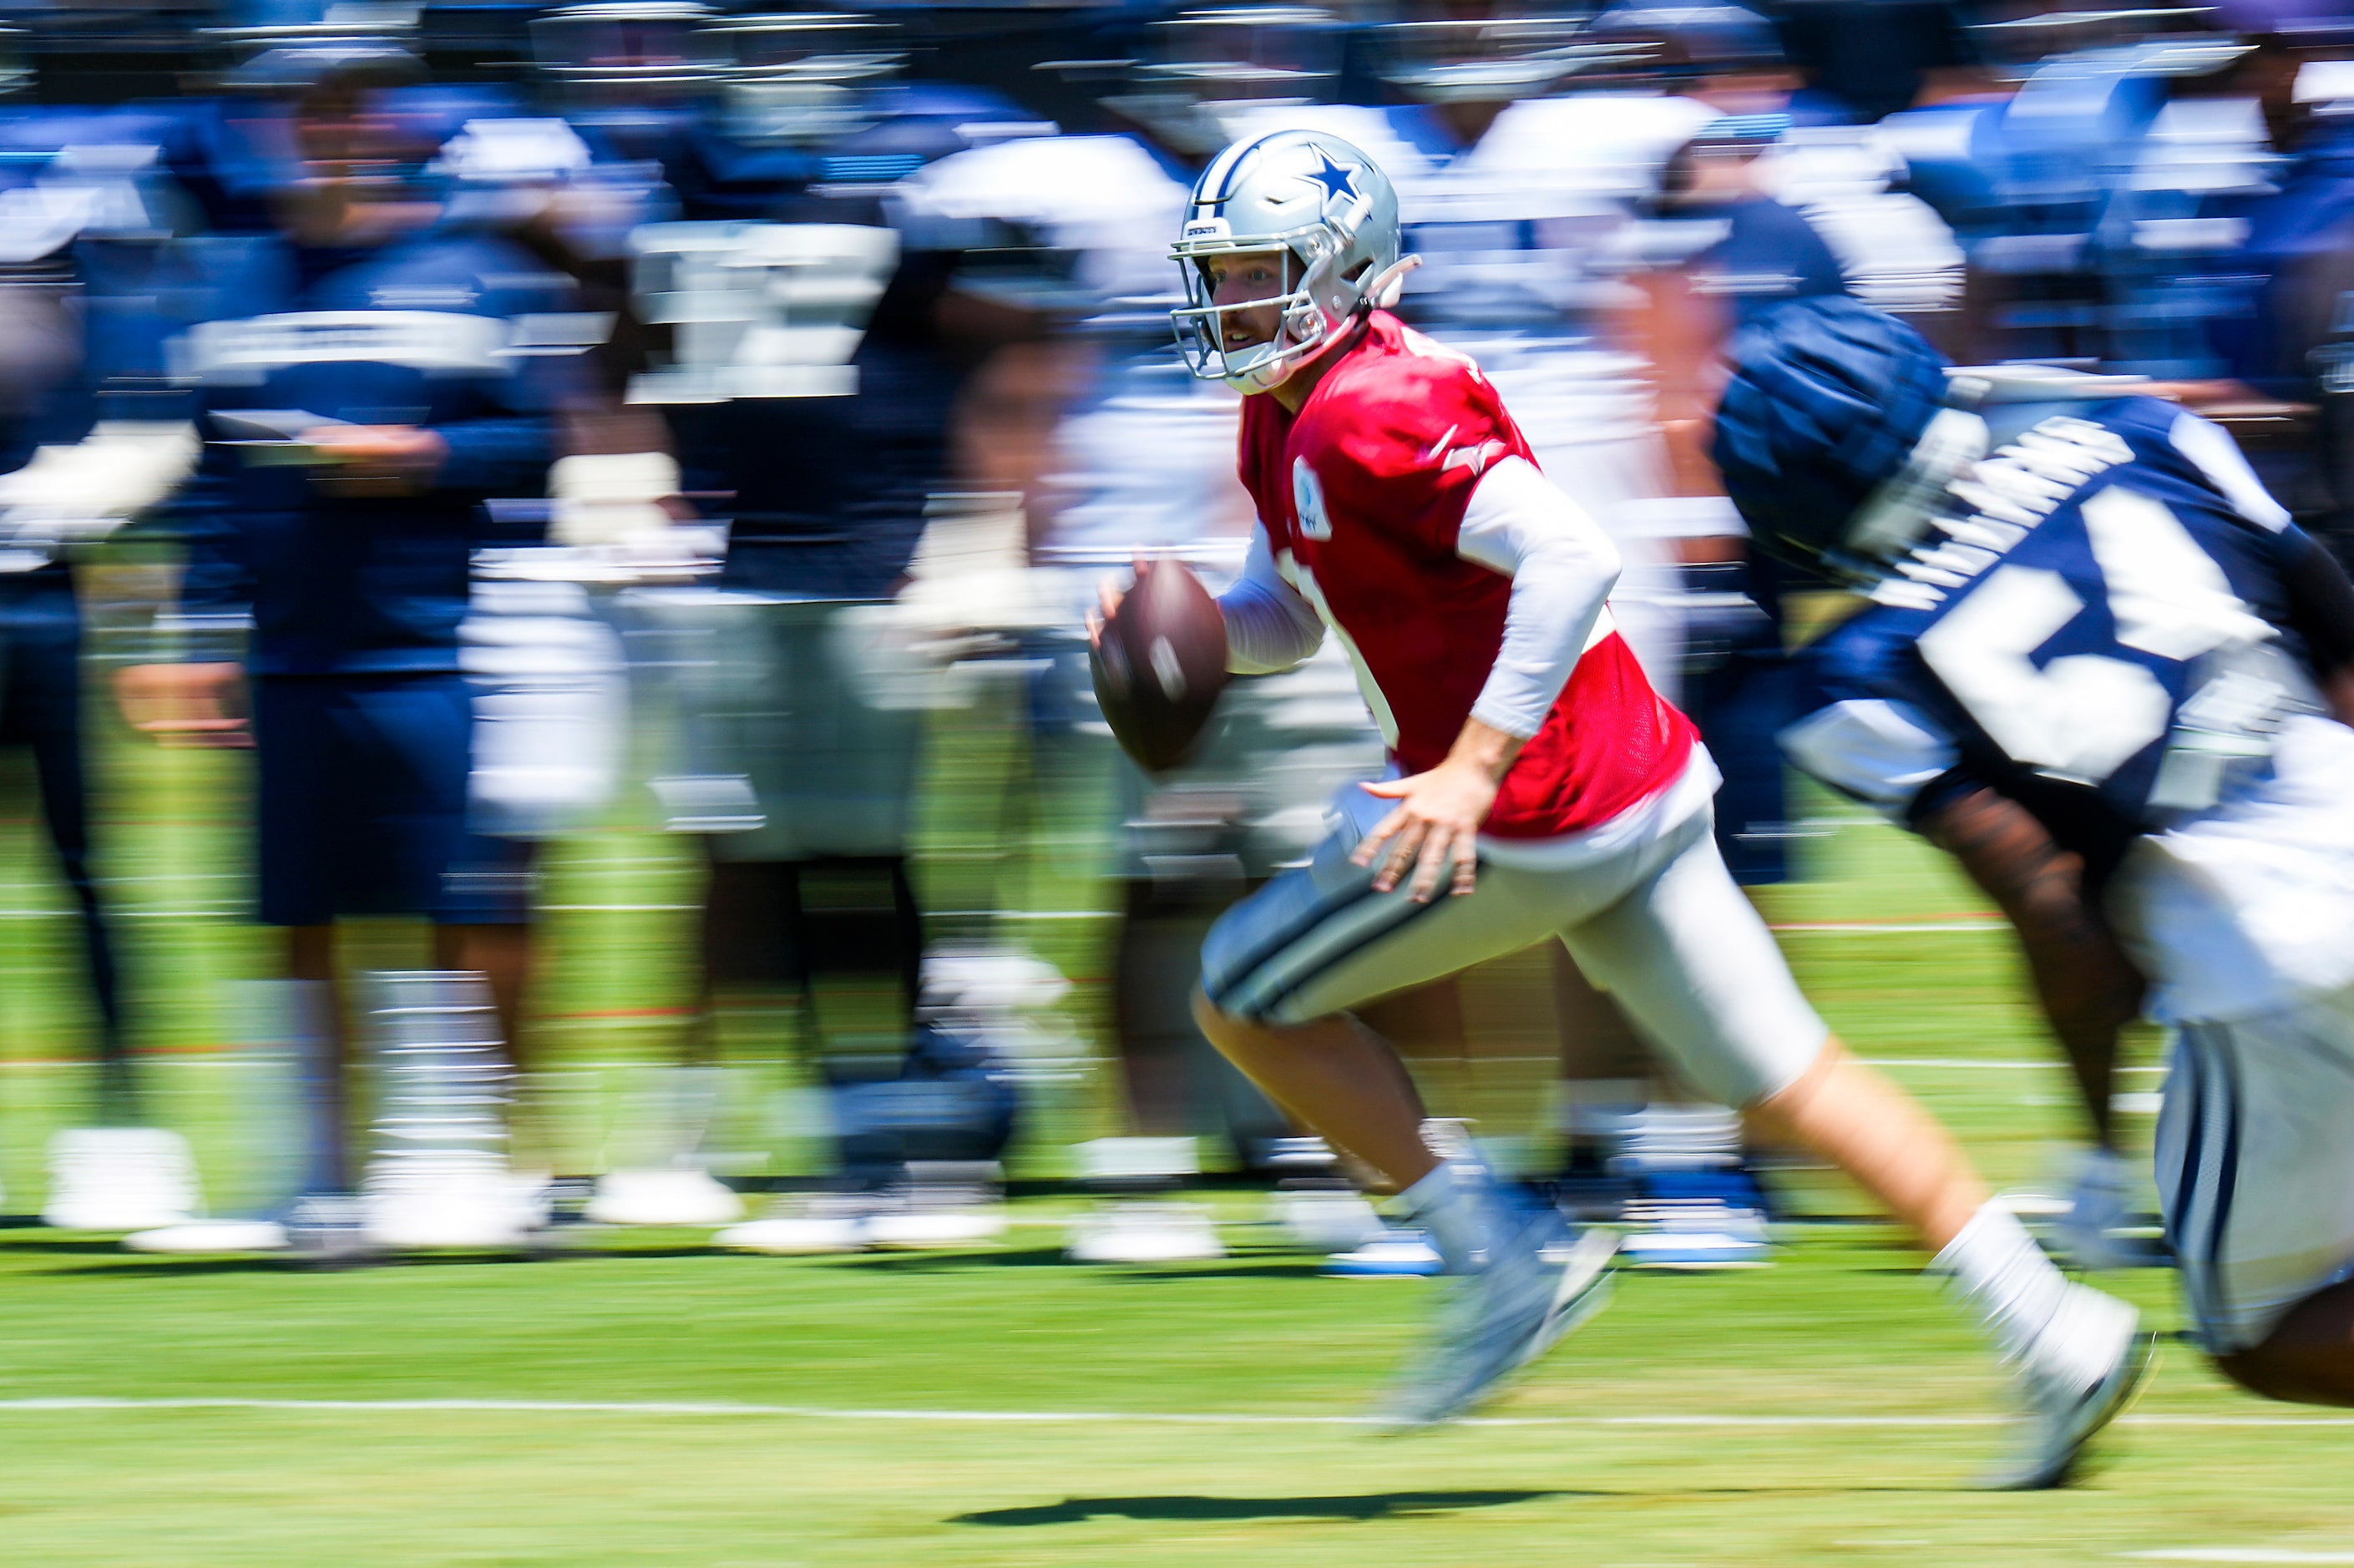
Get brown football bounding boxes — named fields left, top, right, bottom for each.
left=1089, top=559, right=1230, bottom=773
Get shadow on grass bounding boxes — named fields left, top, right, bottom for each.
left=832, top=1247, right=1074, bottom=1271
left=955, top=1489, right=1572, bottom=1526
left=1111, top=1262, right=1334, bottom=1281
left=0, top=1236, right=154, bottom=1255
left=958, top=1481, right=1956, bottom=1526
left=32, top=1244, right=737, bottom=1279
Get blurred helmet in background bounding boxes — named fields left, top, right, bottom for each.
left=703, top=11, right=903, bottom=146
left=1105, top=6, right=1348, bottom=158
left=1711, top=295, right=1962, bottom=577
left=529, top=0, right=727, bottom=112
left=1169, top=128, right=1405, bottom=392
left=1367, top=1, right=1609, bottom=105
left=1582, top=1, right=1784, bottom=82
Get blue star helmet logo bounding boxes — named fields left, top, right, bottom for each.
left=1303, top=148, right=1359, bottom=206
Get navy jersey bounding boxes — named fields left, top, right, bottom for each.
left=159, top=227, right=580, bottom=675
left=1786, top=397, right=2325, bottom=881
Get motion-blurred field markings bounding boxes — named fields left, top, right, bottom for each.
left=8, top=1396, right=2354, bottom=1429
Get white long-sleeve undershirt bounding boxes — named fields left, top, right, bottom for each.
left=1455, top=456, right=1621, bottom=737
left=1212, top=455, right=1621, bottom=738
left=1219, top=521, right=1328, bottom=674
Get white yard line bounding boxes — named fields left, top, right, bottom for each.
left=2128, top=1544, right=2354, bottom=1554
left=0, top=1397, right=2349, bottom=1431
left=1864, top=1059, right=2164, bottom=1072
left=1769, top=921, right=2007, bottom=934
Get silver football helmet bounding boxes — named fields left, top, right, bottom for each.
left=1169, top=129, right=1413, bottom=394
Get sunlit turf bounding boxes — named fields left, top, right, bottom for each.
left=0, top=577, right=2274, bottom=1564
left=5, top=1219, right=2354, bottom=1566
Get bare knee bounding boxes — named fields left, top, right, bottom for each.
left=1191, top=987, right=1251, bottom=1047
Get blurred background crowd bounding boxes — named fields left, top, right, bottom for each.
left=0, top=0, right=2338, bottom=1262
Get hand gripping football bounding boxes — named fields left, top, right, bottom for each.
left=1090, top=559, right=1230, bottom=773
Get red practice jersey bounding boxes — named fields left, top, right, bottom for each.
left=1238, top=311, right=1697, bottom=839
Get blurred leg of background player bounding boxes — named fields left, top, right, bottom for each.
left=257, top=673, right=542, bottom=1244
left=0, top=569, right=201, bottom=1232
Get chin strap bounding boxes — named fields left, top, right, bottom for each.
left=1363, top=254, right=1423, bottom=311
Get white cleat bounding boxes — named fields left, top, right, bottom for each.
left=585, top=1168, right=746, bottom=1227
left=1985, top=1292, right=2154, bottom=1490
left=1617, top=1200, right=1773, bottom=1271
left=1325, top=1229, right=1445, bottom=1277
left=1271, top=1188, right=1388, bottom=1255
left=43, top=1128, right=202, bottom=1232
left=1379, top=1213, right=1616, bottom=1430
left=715, top=1214, right=868, bottom=1254
left=122, top=1219, right=292, bottom=1255
left=1065, top=1201, right=1225, bottom=1263
left=863, top=1208, right=1008, bottom=1248
left=362, top=1159, right=548, bottom=1251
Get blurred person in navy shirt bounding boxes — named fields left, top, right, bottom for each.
left=118, top=42, right=582, bottom=1192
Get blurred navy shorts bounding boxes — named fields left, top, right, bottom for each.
left=252, top=673, right=530, bottom=927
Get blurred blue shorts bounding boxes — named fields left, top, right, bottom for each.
left=252, top=673, right=530, bottom=927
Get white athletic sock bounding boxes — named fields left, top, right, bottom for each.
left=1403, top=1158, right=1496, bottom=1275
left=1936, top=1201, right=2133, bottom=1393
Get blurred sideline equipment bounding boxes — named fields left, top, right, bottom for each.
left=1089, top=557, right=1230, bottom=772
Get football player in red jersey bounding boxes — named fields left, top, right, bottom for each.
left=1091, top=129, right=2147, bottom=1485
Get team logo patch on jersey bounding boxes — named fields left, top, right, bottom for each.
left=1293, top=457, right=1333, bottom=540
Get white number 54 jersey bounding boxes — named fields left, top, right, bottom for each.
left=1784, top=396, right=2329, bottom=883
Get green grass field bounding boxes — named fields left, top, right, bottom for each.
left=1, top=620, right=2349, bottom=1565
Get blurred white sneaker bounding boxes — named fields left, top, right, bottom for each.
left=362, top=1157, right=547, bottom=1250
left=1066, top=1201, right=1224, bottom=1263
left=863, top=1207, right=1008, bottom=1248
left=716, top=1214, right=868, bottom=1253
left=1617, top=1200, right=1774, bottom=1270
left=1324, top=1228, right=1445, bottom=1277
left=123, top=1219, right=291, bottom=1255
left=43, top=1128, right=201, bottom=1232
left=586, top=1168, right=746, bottom=1227
left=1272, top=1188, right=1387, bottom=1254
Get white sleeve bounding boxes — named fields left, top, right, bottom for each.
left=1454, top=457, right=1622, bottom=738
left=1217, top=522, right=1326, bottom=675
